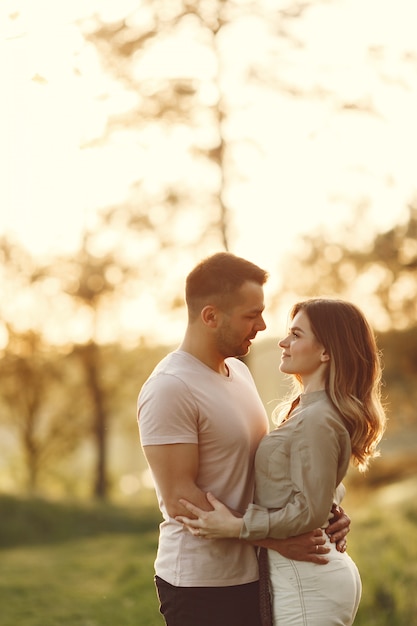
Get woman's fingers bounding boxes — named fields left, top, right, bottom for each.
left=175, top=515, right=199, bottom=527
left=175, top=519, right=205, bottom=537
left=206, top=492, right=220, bottom=505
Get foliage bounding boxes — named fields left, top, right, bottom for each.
left=2, top=203, right=417, bottom=498
left=0, top=328, right=89, bottom=493
left=379, top=326, right=417, bottom=427
left=0, top=233, right=175, bottom=499
left=82, top=0, right=329, bottom=256
left=342, top=478, right=417, bottom=626
left=2, top=325, right=417, bottom=497
left=273, top=203, right=417, bottom=332
left=0, top=494, right=157, bottom=549
left=0, top=322, right=168, bottom=496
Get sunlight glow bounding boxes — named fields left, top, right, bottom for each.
left=2, top=0, right=417, bottom=340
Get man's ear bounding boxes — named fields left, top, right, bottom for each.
left=201, top=305, right=218, bottom=327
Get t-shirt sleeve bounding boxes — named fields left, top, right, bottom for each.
left=138, top=373, right=199, bottom=446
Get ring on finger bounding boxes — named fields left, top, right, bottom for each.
left=315, top=545, right=318, bottom=553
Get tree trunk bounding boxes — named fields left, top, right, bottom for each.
left=79, top=342, right=108, bottom=499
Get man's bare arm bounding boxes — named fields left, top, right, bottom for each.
left=252, top=504, right=351, bottom=564
left=142, top=443, right=212, bottom=518
left=251, top=529, right=330, bottom=565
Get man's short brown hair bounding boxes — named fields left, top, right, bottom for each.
left=185, top=252, right=268, bottom=319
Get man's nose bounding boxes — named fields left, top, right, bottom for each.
left=257, top=317, right=267, bottom=331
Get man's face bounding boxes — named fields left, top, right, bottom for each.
left=215, top=281, right=266, bottom=358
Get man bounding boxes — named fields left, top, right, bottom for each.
left=137, top=252, right=350, bottom=626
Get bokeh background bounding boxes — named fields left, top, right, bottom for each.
left=1, top=1, right=417, bottom=624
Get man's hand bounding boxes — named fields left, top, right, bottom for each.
left=253, top=529, right=330, bottom=565
left=326, top=504, right=350, bottom=553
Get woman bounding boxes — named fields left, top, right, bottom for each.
left=177, top=298, right=386, bottom=626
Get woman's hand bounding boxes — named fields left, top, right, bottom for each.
left=176, top=492, right=243, bottom=539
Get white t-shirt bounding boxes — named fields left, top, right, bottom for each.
left=138, top=350, right=269, bottom=587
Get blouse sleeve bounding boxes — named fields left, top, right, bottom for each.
left=240, top=410, right=350, bottom=540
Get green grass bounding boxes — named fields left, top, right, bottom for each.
left=1, top=480, right=417, bottom=626
left=343, top=477, right=417, bottom=626
left=0, top=496, right=163, bottom=626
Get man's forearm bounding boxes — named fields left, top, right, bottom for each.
left=246, top=530, right=331, bottom=564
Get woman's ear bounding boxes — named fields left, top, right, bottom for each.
left=320, top=349, right=330, bottom=363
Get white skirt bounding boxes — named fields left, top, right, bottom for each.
left=267, top=535, right=362, bottom=626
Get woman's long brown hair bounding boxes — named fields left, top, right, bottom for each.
left=282, top=298, right=387, bottom=472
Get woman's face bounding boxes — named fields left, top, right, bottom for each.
left=279, top=310, right=328, bottom=386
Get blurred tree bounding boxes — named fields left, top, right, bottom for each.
left=0, top=232, right=172, bottom=497
left=44, top=223, right=187, bottom=499
left=379, top=326, right=417, bottom=428
left=80, top=0, right=331, bottom=255
left=272, top=202, right=417, bottom=331
left=0, top=237, right=90, bottom=493
left=0, top=326, right=87, bottom=493
left=45, top=230, right=140, bottom=499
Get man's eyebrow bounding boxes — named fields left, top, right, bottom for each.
left=245, top=305, right=265, bottom=313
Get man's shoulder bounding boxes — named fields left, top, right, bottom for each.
left=141, top=352, right=184, bottom=386
left=140, top=351, right=205, bottom=395
left=150, top=350, right=200, bottom=377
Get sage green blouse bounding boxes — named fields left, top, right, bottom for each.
left=240, top=390, right=351, bottom=540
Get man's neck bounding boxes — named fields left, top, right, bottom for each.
left=179, top=335, right=229, bottom=376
